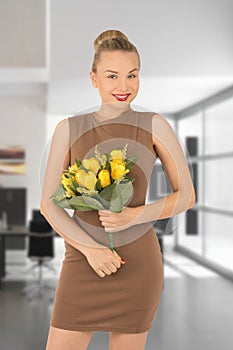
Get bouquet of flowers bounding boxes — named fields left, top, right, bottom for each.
left=50, top=143, right=138, bottom=252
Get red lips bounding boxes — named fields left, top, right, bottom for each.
left=112, top=94, right=131, bottom=102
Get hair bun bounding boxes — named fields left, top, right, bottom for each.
left=94, top=29, right=129, bottom=51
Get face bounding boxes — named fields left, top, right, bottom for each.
left=90, top=50, right=140, bottom=105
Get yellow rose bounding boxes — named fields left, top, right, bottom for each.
left=110, top=149, right=125, bottom=161
left=82, top=157, right=100, bottom=175
left=61, top=175, right=75, bottom=197
left=98, top=169, right=111, bottom=188
left=66, top=189, right=76, bottom=198
left=69, top=163, right=79, bottom=173
left=110, top=159, right=129, bottom=180
left=62, top=175, right=72, bottom=188
left=75, top=169, right=97, bottom=191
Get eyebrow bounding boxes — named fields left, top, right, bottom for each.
left=104, top=68, right=139, bottom=73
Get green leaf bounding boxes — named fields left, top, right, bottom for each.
left=69, top=171, right=77, bottom=176
left=75, top=159, right=81, bottom=167
left=119, top=178, right=131, bottom=183
left=98, top=183, right=116, bottom=208
left=109, top=183, right=123, bottom=213
left=125, top=156, right=138, bottom=171
left=105, top=153, right=111, bottom=162
left=126, top=155, right=138, bottom=163
left=48, top=186, right=73, bottom=209
left=105, top=161, right=111, bottom=171
left=71, top=178, right=79, bottom=188
left=123, top=177, right=136, bottom=184
left=49, top=184, right=66, bottom=201
left=99, top=183, right=115, bottom=201
left=118, top=181, right=134, bottom=206
left=82, top=195, right=105, bottom=210
left=54, top=198, right=75, bottom=209
left=68, top=196, right=93, bottom=210
left=95, top=179, right=102, bottom=191
left=79, top=164, right=89, bottom=172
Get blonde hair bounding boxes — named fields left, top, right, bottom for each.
left=91, top=29, right=140, bottom=73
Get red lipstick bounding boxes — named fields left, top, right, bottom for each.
left=112, top=94, right=131, bottom=102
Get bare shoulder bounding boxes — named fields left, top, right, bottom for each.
left=152, top=112, right=170, bottom=125
left=52, top=118, right=69, bottom=139
left=55, top=117, right=69, bottom=129
left=151, top=113, right=173, bottom=144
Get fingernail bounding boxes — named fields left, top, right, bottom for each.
left=121, top=259, right=126, bottom=263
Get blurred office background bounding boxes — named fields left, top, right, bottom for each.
left=0, top=0, right=233, bottom=349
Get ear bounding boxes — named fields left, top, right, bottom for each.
left=90, top=71, right=97, bottom=88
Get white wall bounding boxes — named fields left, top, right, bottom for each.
left=0, top=88, right=47, bottom=222
left=0, top=0, right=47, bottom=223
left=0, top=0, right=46, bottom=67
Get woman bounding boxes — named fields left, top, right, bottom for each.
left=41, top=29, right=196, bottom=350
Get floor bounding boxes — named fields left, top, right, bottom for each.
left=0, top=236, right=233, bottom=350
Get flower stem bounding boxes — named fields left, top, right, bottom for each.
left=109, top=232, right=115, bottom=253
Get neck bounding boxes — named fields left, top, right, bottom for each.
left=95, top=102, right=131, bottom=119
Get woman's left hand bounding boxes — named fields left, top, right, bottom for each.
left=98, top=206, right=144, bottom=232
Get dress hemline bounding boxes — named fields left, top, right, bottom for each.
left=50, top=321, right=152, bottom=334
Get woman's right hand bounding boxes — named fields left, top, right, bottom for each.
left=84, top=246, right=126, bottom=278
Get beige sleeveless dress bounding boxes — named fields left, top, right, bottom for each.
left=50, top=107, right=164, bottom=333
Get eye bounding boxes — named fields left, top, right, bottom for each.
left=107, top=75, right=117, bottom=79
left=128, top=74, right=137, bottom=79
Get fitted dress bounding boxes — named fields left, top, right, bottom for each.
left=49, top=107, right=164, bottom=333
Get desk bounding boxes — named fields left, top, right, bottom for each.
left=0, top=225, right=56, bottom=289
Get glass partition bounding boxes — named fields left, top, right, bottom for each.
left=205, top=98, right=233, bottom=155
left=204, top=212, right=233, bottom=271
left=175, top=92, right=233, bottom=277
left=177, top=210, right=203, bottom=255
left=178, top=111, right=203, bottom=156
left=204, top=157, right=233, bottom=211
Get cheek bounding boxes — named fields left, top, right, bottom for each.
left=98, top=80, right=115, bottom=94
left=128, top=77, right=139, bottom=91
left=129, top=83, right=139, bottom=94
left=133, top=78, right=140, bottom=90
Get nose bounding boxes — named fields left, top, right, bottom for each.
left=116, top=77, right=128, bottom=92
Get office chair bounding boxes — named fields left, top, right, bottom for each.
left=22, top=210, right=57, bottom=301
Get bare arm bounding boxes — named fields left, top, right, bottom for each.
left=134, top=113, right=196, bottom=225
left=40, top=118, right=105, bottom=253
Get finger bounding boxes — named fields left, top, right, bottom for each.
left=112, top=250, right=121, bottom=260
left=104, top=227, right=118, bottom=233
left=100, top=221, right=109, bottom=227
left=107, top=262, right=118, bottom=272
left=100, top=222, right=117, bottom=230
left=99, top=216, right=113, bottom=223
left=96, top=270, right=105, bottom=278
left=113, top=251, right=126, bottom=264
left=98, top=210, right=112, bottom=216
left=102, top=266, right=113, bottom=275
left=113, top=250, right=119, bottom=257
left=104, top=227, right=118, bottom=232
left=100, top=220, right=117, bottom=227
